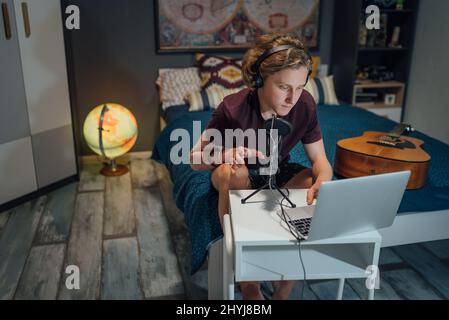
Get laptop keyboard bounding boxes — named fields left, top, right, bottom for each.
left=288, top=218, right=312, bottom=237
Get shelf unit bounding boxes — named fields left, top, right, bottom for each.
left=353, top=80, right=405, bottom=116
left=331, top=0, right=419, bottom=122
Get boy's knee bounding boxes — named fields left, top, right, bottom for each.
left=229, top=165, right=250, bottom=190
left=212, top=164, right=250, bottom=190
left=212, top=164, right=232, bottom=190
left=217, top=164, right=232, bottom=180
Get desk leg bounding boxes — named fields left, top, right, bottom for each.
left=228, top=283, right=235, bottom=300
left=223, top=214, right=235, bottom=300
left=337, top=278, right=345, bottom=300
left=368, top=288, right=375, bottom=300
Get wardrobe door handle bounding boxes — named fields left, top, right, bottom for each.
left=21, top=2, right=30, bottom=37
left=1, top=2, right=11, bottom=39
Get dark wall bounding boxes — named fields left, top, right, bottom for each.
left=64, top=0, right=335, bottom=155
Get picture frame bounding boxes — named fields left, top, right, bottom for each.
left=384, top=93, right=396, bottom=105
left=155, top=0, right=321, bottom=53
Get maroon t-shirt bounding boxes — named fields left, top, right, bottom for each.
left=205, top=88, right=322, bottom=164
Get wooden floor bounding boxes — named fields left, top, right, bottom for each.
left=0, top=158, right=448, bottom=300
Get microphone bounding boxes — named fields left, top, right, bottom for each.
left=264, top=114, right=292, bottom=136
left=241, top=113, right=296, bottom=207
left=259, top=114, right=293, bottom=176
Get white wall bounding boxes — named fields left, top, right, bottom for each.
left=404, top=0, right=449, bottom=144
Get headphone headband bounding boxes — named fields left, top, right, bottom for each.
left=251, top=44, right=312, bottom=89
left=251, top=45, right=296, bottom=73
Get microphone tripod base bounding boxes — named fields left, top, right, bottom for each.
left=241, top=181, right=296, bottom=208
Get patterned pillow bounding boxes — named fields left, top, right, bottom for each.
left=186, top=87, right=243, bottom=112
left=305, top=75, right=339, bottom=105
left=195, top=53, right=245, bottom=91
left=156, top=67, right=201, bottom=110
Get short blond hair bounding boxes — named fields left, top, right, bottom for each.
left=242, top=33, right=312, bottom=88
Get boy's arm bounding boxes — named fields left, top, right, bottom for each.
left=190, top=138, right=265, bottom=171
left=190, top=132, right=223, bottom=171
left=303, top=139, right=333, bottom=204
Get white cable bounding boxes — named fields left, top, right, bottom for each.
left=268, top=114, right=275, bottom=188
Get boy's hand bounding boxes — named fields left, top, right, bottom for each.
left=307, top=182, right=320, bottom=205
left=222, top=147, right=265, bottom=166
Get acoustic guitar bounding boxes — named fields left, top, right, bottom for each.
left=334, top=123, right=431, bottom=189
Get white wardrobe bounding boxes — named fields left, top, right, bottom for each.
left=0, top=0, right=77, bottom=206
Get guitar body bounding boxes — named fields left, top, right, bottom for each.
left=335, top=131, right=431, bottom=189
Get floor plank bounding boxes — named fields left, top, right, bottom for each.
left=0, top=197, right=46, bottom=299
left=157, top=167, right=193, bottom=295
left=393, top=244, right=449, bottom=298
left=0, top=210, right=10, bottom=235
left=382, top=268, right=443, bottom=300
left=78, top=164, right=105, bottom=192
left=422, top=240, right=449, bottom=260
left=14, top=244, right=65, bottom=300
left=134, top=188, right=184, bottom=299
left=35, top=183, right=77, bottom=244
left=58, top=192, right=103, bottom=300
left=104, top=173, right=135, bottom=237
left=189, top=269, right=209, bottom=299
left=101, top=238, right=142, bottom=300
left=379, top=247, right=403, bottom=265
left=130, top=159, right=159, bottom=188
left=308, top=279, right=361, bottom=300
left=347, top=277, right=402, bottom=300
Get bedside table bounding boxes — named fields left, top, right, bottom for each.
left=224, top=189, right=382, bottom=300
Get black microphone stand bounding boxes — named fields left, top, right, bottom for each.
left=241, top=117, right=296, bottom=208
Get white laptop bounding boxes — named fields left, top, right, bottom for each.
left=284, top=171, right=411, bottom=241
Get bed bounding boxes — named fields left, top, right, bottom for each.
left=152, top=101, right=449, bottom=284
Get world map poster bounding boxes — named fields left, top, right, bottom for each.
left=156, top=0, right=320, bottom=52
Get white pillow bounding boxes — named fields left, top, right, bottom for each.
left=156, top=68, right=201, bottom=110
left=305, top=75, right=339, bottom=105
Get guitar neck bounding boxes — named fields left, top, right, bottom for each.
left=389, top=123, right=411, bottom=137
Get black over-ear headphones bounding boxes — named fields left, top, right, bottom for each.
left=251, top=45, right=313, bottom=89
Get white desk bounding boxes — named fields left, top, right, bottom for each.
left=224, top=189, right=382, bottom=300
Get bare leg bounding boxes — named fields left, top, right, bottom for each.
left=211, top=164, right=263, bottom=300
left=211, top=164, right=253, bottom=224
left=272, top=280, right=296, bottom=300
left=211, top=164, right=232, bottom=225
left=239, top=282, right=264, bottom=300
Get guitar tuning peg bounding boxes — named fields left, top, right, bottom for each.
left=403, top=123, right=415, bottom=133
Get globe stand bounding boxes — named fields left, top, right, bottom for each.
left=100, top=159, right=129, bottom=176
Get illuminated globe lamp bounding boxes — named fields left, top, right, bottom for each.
left=83, top=103, right=138, bottom=176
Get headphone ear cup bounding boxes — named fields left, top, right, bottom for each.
left=253, top=73, right=263, bottom=89
left=255, top=75, right=263, bottom=88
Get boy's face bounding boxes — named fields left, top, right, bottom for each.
left=258, top=66, right=309, bottom=117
